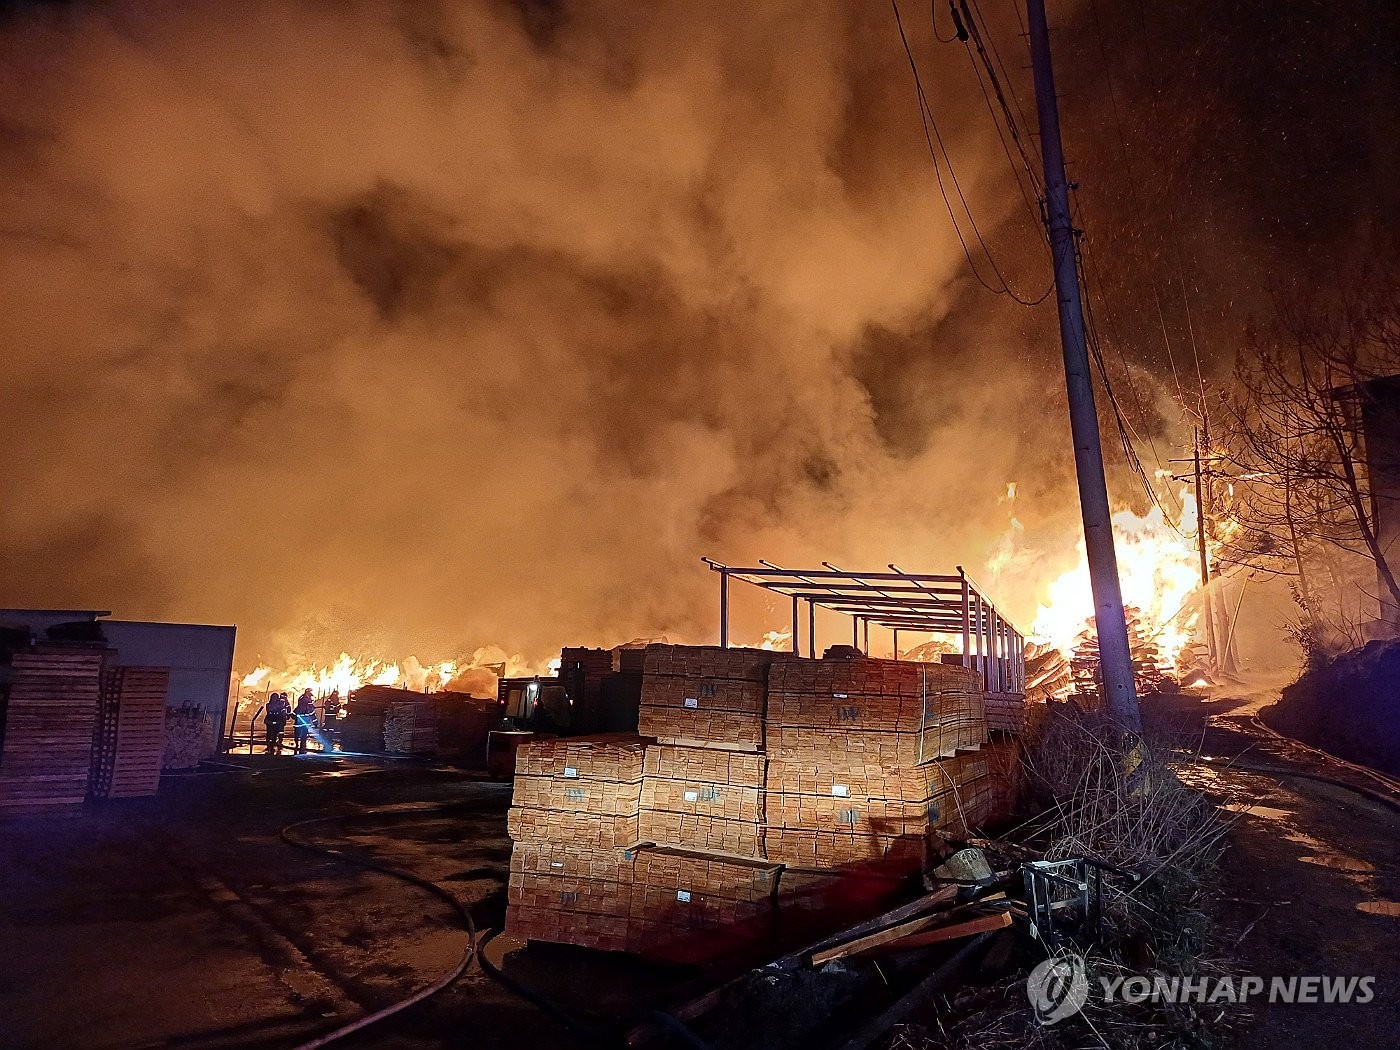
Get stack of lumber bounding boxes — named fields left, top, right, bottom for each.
left=0, top=648, right=104, bottom=817
left=91, top=666, right=168, bottom=799
left=383, top=700, right=438, bottom=754
left=764, top=660, right=988, bottom=868
left=341, top=685, right=397, bottom=753
left=768, top=659, right=985, bottom=761
left=597, top=670, right=643, bottom=732
left=505, top=735, right=649, bottom=951
left=984, top=695, right=1028, bottom=734
left=984, top=736, right=1023, bottom=820
left=640, top=744, right=765, bottom=857
left=434, top=696, right=505, bottom=762
left=628, top=846, right=781, bottom=963
left=163, top=702, right=216, bottom=770
left=559, top=647, right=614, bottom=734
left=506, top=840, right=636, bottom=952
left=506, top=644, right=1020, bottom=962
left=379, top=692, right=504, bottom=758
left=638, top=646, right=773, bottom=751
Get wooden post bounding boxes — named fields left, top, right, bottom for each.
left=959, top=568, right=972, bottom=669
left=719, top=568, right=730, bottom=649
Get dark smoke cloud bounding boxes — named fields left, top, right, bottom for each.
left=0, top=0, right=1392, bottom=667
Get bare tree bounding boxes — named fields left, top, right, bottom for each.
left=1219, top=275, right=1400, bottom=657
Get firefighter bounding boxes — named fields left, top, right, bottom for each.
left=293, top=689, right=318, bottom=754
left=265, top=692, right=292, bottom=753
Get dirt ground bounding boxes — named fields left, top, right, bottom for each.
left=1160, top=692, right=1400, bottom=1048
left=0, top=754, right=688, bottom=1050
left=1, top=707, right=1396, bottom=1050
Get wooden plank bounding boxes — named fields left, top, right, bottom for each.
left=806, top=885, right=958, bottom=966
left=851, top=908, right=1012, bottom=956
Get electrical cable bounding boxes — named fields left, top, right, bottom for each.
left=1077, top=227, right=1189, bottom=527
left=1117, top=0, right=1209, bottom=415
left=1078, top=236, right=1189, bottom=533
left=932, top=0, right=960, bottom=43
left=961, top=0, right=1044, bottom=201
left=952, top=1, right=1046, bottom=240
left=891, top=0, right=1052, bottom=306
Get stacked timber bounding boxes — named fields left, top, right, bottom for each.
left=434, top=696, right=505, bottom=762
left=984, top=736, right=1023, bottom=821
left=763, top=660, right=988, bottom=868
left=341, top=685, right=396, bottom=753
left=380, top=693, right=504, bottom=758
left=639, top=744, right=765, bottom=857
left=984, top=695, right=1029, bottom=734
left=559, top=647, right=614, bottom=734
left=90, top=666, right=168, bottom=799
left=637, top=645, right=773, bottom=751
left=627, top=846, right=781, bottom=963
left=506, top=644, right=1019, bottom=962
left=383, top=700, right=438, bottom=754
left=504, top=735, right=649, bottom=951
left=163, top=702, right=216, bottom=770
left=0, top=648, right=105, bottom=817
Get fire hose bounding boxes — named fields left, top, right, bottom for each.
left=279, top=807, right=481, bottom=1050
left=278, top=801, right=637, bottom=1048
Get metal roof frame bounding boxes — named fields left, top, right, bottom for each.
left=701, top=558, right=1026, bottom=695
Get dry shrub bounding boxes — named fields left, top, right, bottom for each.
left=881, top=705, right=1251, bottom=1050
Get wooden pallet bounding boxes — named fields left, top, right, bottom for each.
left=91, top=666, right=168, bottom=799
left=0, top=649, right=105, bottom=816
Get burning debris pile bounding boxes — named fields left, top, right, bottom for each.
left=1013, top=494, right=1214, bottom=700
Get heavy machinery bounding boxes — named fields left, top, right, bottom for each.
left=488, top=646, right=644, bottom=777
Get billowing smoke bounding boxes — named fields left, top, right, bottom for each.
left=10, top=0, right=1379, bottom=671
left=0, top=0, right=1088, bottom=667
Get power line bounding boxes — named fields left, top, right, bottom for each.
left=948, top=0, right=1185, bottom=530
left=965, top=0, right=1039, bottom=177
left=931, top=0, right=960, bottom=43
left=891, top=0, right=1053, bottom=306
left=1112, top=0, right=1208, bottom=415
left=1079, top=0, right=1204, bottom=427
left=952, top=0, right=1047, bottom=242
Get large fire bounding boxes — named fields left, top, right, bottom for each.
left=238, top=496, right=1206, bottom=707
left=1028, top=491, right=1204, bottom=673
left=239, top=647, right=541, bottom=701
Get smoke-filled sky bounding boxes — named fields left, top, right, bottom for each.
left=1, top=0, right=1395, bottom=668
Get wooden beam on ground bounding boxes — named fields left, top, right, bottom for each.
left=805, top=885, right=959, bottom=966
left=852, top=909, right=1013, bottom=957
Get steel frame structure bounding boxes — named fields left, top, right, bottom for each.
left=702, top=558, right=1025, bottom=695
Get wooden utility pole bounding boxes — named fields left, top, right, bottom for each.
left=1026, top=0, right=1141, bottom=733
left=1193, top=428, right=1217, bottom=671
